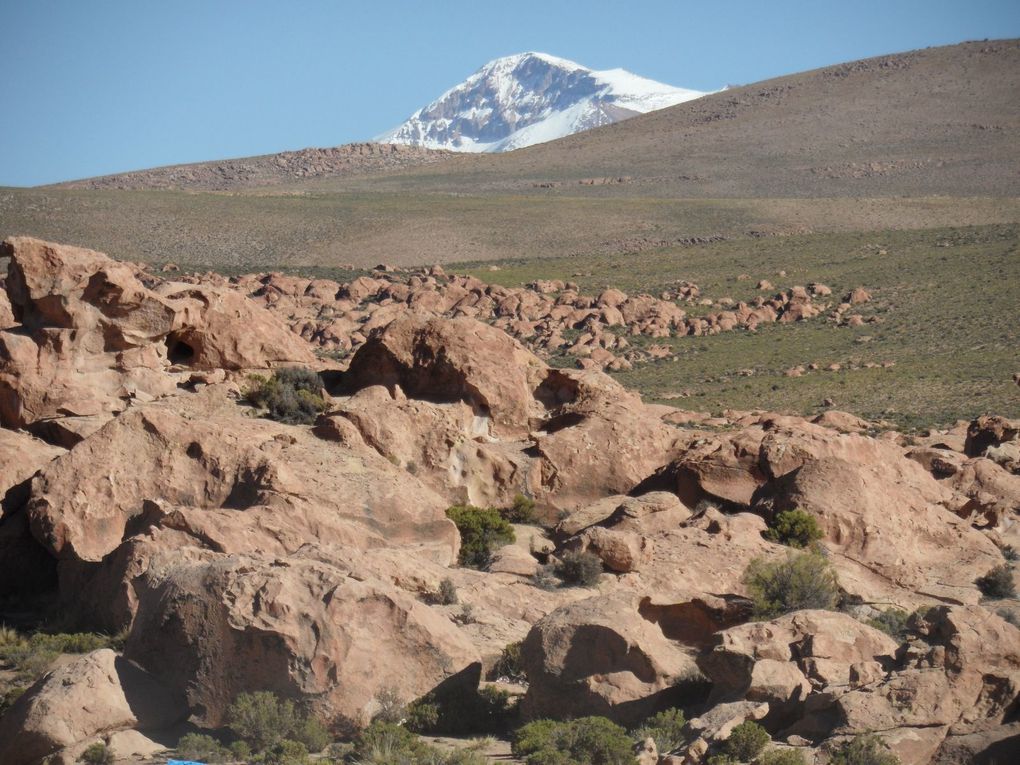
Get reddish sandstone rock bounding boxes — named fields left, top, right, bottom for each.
left=341, top=315, right=549, bottom=437
left=0, top=649, right=186, bottom=765
left=125, top=551, right=480, bottom=729
left=26, top=386, right=458, bottom=567
left=520, top=593, right=696, bottom=726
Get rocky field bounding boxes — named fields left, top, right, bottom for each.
left=0, top=236, right=1018, bottom=764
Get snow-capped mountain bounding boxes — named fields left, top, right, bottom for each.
left=376, top=52, right=708, bottom=153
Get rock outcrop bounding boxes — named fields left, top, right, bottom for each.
left=0, top=239, right=1018, bottom=761
left=0, top=649, right=186, bottom=765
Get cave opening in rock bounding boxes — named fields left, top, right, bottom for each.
left=165, top=334, right=196, bottom=365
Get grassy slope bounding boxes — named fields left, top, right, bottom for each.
left=454, top=225, right=1020, bottom=430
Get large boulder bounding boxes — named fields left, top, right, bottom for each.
left=340, top=314, right=550, bottom=437
left=0, top=237, right=313, bottom=429
left=157, top=283, right=315, bottom=370
left=755, top=455, right=1002, bottom=606
left=26, top=386, right=459, bottom=568
left=0, top=649, right=186, bottom=765
left=125, top=551, right=480, bottom=729
left=527, top=371, right=683, bottom=511
left=520, top=593, right=697, bottom=726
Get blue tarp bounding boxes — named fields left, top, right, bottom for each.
left=168, top=761, right=206, bottom=765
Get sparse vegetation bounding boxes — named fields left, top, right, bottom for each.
left=245, top=368, right=327, bottom=425
left=176, top=733, right=230, bottom=762
left=445, top=505, right=516, bottom=568
left=502, top=494, right=538, bottom=524
left=1002, top=545, right=1019, bottom=562
left=513, top=716, right=636, bottom=765
left=425, top=577, right=459, bottom=606
left=744, top=550, right=840, bottom=619
left=829, top=734, right=900, bottom=765
left=79, top=742, right=115, bottom=765
left=555, top=549, right=603, bottom=587
left=353, top=721, right=486, bottom=765
left=0, top=627, right=119, bottom=685
left=758, top=749, right=807, bottom=765
left=764, top=509, right=824, bottom=548
left=227, top=691, right=329, bottom=755
left=492, top=640, right=526, bottom=682
left=405, top=685, right=514, bottom=735
left=866, top=608, right=911, bottom=641
left=631, top=708, right=687, bottom=755
left=722, top=721, right=771, bottom=761
left=532, top=564, right=559, bottom=591
left=976, top=563, right=1016, bottom=599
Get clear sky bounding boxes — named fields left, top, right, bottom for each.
left=1, top=0, right=1018, bottom=186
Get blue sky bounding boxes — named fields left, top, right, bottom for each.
left=1, top=0, right=1018, bottom=186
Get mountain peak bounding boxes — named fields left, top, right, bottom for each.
left=377, top=53, right=707, bottom=153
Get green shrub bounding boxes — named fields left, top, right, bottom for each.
left=292, top=716, right=330, bottom=752
left=404, top=697, right=440, bottom=732
left=245, top=368, right=327, bottom=425
left=631, top=708, right=687, bottom=755
left=176, top=733, right=228, bottom=761
left=492, top=640, right=526, bottom=682
left=555, top=549, right=603, bottom=587
left=230, top=740, right=253, bottom=760
left=228, top=691, right=298, bottom=750
left=867, top=608, right=911, bottom=640
left=764, top=509, right=823, bottom=548
left=0, top=629, right=120, bottom=685
left=722, top=721, right=770, bottom=761
left=513, top=716, right=636, bottom=765
left=503, top=494, right=538, bottom=524
left=372, top=687, right=407, bottom=724
left=80, top=743, right=114, bottom=765
left=227, top=690, right=329, bottom=753
left=976, top=563, right=1016, bottom=599
left=744, top=551, right=840, bottom=619
left=1002, top=544, right=1019, bottom=561
left=406, top=685, right=514, bottom=735
left=758, top=749, right=807, bottom=765
left=254, top=739, right=309, bottom=765
left=829, top=734, right=900, bottom=765
left=532, top=564, right=559, bottom=590
left=353, top=721, right=486, bottom=764
left=446, top=505, right=515, bottom=568
left=0, top=686, right=26, bottom=716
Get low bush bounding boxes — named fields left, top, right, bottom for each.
left=245, top=368, right=327, bottom=425
left=80, top=742, right=115, bottom=765
left=532, top=564, right=559, bottom=590
left=176, top=733, right=229, bottom=762
left=492, top=640, right=526, bottom=682
left=758, top=749, right=807, bottom=765
left=253, top=739, right=309, bottom=765
left=353, top=721, right=485, bottom=765
left=1002, top=544, right=1019, bottom=561
left=867, top=608, right=911, bottom=640
left=502, top=494, right=538, bottom=524
left=406, top=685, right=514, bottom=735
left=723, top=721, right=770, bottom=761
left=764, top=509, right=823, bottom=548
left=446, top=505, right=515, bottom=568
left=631, top=708, right=687, bottom=755
left=227, top=691, right=329, bottom=754
left=976, top=563, right=1016, bottom=599
left=512, top=716, right=636, bottom=765
left=555, top=549, right=603, bottom=587
left=744, top=550, right=840, bottom=619
left=829, top=734, right=900, bottom=765
left=0, top=628, right=118, bottom=684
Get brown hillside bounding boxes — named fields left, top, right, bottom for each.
left=54, top=142, right=450, bottom=192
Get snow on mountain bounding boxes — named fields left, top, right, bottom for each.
left=376, top=52, right=708, bottom=153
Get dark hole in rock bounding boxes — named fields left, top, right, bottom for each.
left=165, top=335, right=195, bottom=365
